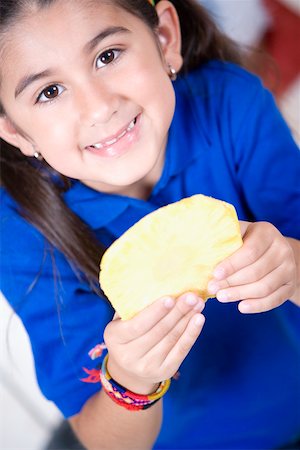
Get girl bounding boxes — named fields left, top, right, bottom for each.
left=0, top=0, right=299, bottom=449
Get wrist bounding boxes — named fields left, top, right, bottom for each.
left=107, top=357, right=160, bottom=395
left=101, top=355, right=171, bottom=411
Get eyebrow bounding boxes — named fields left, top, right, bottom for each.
left=14, top=26, right=131, bottom=98
left=84, top=26, right=131, bottom=53
left=15, top=70, right=53, bottom=98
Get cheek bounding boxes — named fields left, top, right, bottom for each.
left=35, top=118, right=74, bottom=149
left=155, top=79, right=176, bottom=130
left=131, top=68, right=175, bottom=122
left=6, top=106, right=73, bottom=151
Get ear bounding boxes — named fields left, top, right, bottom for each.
left=0, top=115, right=34, bottom=156
left=155, top=0, right=183, bottom=72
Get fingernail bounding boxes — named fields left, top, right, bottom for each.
left=194, top=314, right=204, bottom=326
left=163, top=297, right=174, bottom=308
left=207, top=281, right=219, bottom=295
left=213, top=267, right=225, bottom=280
left=217, top=291, right=228, bottom=302
left=184, top=293, right=197, bottom=306
left=193, top=299, right=205, bottom=312
left=239, top=302, right=251, bottom=313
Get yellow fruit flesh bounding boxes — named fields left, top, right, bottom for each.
left=100, top=195, right=243, bottom=320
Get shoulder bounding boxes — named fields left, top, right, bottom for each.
left=186, top=60, right=263, bottom=94
left=177, top=60, right=267, bottom=119
left=0, top=187, right=51, bottom=307
left=201, top=60, right=260, bottom=83
left=175, top=60, right=282, bottom=146
left=1, top=186, right=18, bottom=212
left=0, top=187, right=44, bottom=244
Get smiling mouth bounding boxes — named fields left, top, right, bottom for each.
left=87, top=117, right=138, bottom=150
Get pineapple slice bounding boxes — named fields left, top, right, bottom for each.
left=100, top=194, right=242, bottom=320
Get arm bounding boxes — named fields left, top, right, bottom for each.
left=0, top=193, right=205, bottom=448
left=208, top=221, right=299, bottom=313
left=70, top=389, right=162, bottom=450
left=222, top=72, right=300, bottom=312
left=69, top=293, right=205, bottom=449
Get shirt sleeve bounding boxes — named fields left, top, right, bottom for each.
left=231, top=76, right=300, bottom=238
left=0, top=195, right=113, bottom=417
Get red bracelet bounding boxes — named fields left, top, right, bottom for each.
left=100, top=355, right=171, bottom=411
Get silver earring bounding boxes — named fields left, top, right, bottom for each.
left=168, top=64, right=177, bottom=81
left=33, top=151, right=43, bottom=161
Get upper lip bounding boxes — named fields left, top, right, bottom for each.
left=85, top=117, right=137, bottom=149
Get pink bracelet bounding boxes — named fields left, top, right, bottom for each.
left=100, top=355, right=171, bottom=411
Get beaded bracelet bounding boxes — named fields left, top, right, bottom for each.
left=100, top=354, right=171, bottom=411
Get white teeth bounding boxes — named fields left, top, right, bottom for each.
left=105, top=137, right=118, bottom=146
left=90, top=117, right=137, bottom=149
left=118, top=130, right=127, bottom=139
left=127, top=120, right=135, bottom=131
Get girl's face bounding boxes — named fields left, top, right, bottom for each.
left=0, top=0, right=182, bottom=197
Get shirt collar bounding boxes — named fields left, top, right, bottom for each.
left=63, top=182, right=124, bottom=227
left=64, top=181, right=158, bottom=230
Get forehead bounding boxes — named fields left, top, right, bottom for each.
left=0, top=0, right=146, bottom=77
left=3, top=0, right=129, bottom=47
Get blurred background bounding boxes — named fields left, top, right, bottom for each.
left=1, top=0, right=299, bottom=449
left=201, top=0, right=300, bottom=145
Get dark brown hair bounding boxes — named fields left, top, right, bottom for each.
left=0, top=0, right=242, bottom=288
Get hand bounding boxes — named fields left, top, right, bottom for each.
left=103, top=292, right=205, bottom=394
left=208, top=221, right=297, bottom=314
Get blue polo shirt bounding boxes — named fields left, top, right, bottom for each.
left=1, top=61, right=300, bottom=449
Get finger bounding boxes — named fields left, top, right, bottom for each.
left=238, top=285, right=292, bottom=314
left=114, top=296, right=174, bottom=342
left=208, top=247, right=281, bottom=295
left=160, top=313, right=205, bottom=375
left=139, top=301, right=204, bottom=359
left=119, top=292, right=204, bottom=343
left=106, top=296, right=174, bottom=344
left=215, top=265, right=288, bottom=303
left=213, top=222, right=274, bottom=281
left=131, top=293, right=205, bottom=353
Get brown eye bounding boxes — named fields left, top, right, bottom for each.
left=37, top=84, right=64, bottom=103
left=43, top=85, right=59, bottom=99
left=100, top=50, right=115, bottom=64
left=96, top=49, right=121, bottom=69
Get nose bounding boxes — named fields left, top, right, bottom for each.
left=76, top=79, right=119, bottom=126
